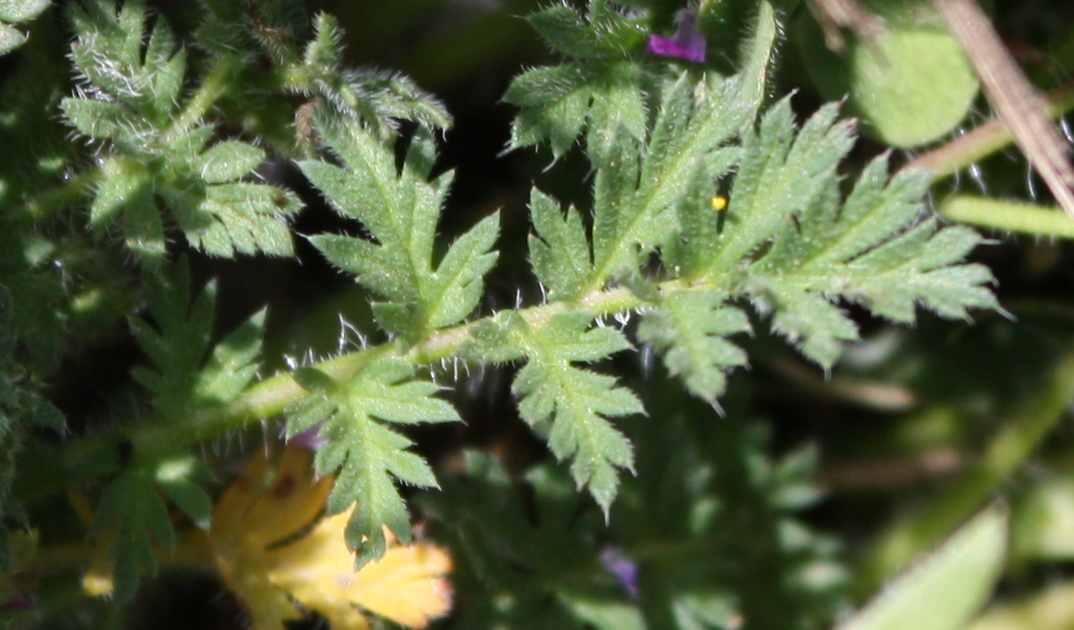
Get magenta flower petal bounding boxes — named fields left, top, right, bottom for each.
left=646, top=9, right=706, bottom=63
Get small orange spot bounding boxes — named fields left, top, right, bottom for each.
left=711, top=195, right=728, bottom=211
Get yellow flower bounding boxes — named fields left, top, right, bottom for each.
left=208, top=444, right=453, bottom=630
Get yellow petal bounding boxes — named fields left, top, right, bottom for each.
left=266, top=513, right=452, bottom=628
left=348, top=542, right=453, bottom=628
left=210, top=445, right=454, bottom=629
left=212, top=446, right=333, bottom=548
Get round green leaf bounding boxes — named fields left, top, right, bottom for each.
left=796, top=0, right=980, bottom=147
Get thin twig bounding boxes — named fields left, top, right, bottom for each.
left=932, top=0, right=1074, bottom=219
left=905, top=80, right=1074, bottom=179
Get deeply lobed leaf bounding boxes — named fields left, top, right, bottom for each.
left=62, top=0, right=300, bottom=263
left=637, top=291, right=750, bottom=403
left=302, top=119, right=498, bottom=341
left=482, top=310, right=643, bottom=515
left=744, top=156, right=999, bottom=367
left=287, top=357, right=460, bottom=563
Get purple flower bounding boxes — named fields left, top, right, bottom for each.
left=646, top=9, right=707, bottom=63
left=600, top=546, right=639, bottom=597
left=281, top=422, right=329, bottom=450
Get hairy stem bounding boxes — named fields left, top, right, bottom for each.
left=60, top=283, right=661, bottom=481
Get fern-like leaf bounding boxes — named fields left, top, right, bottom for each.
left=585, top=72, right=749, bottom=292
left=88, top=469, right=174, bottom=602
left=702, top=98, right=858, bottom=279
left=130, top=261, right=264, bottom=420
left=477, top=310, right=643, bottom=515
left=129, top=263, right=214, bottom=421
left=746, top=155, right=999, bottom=368
left=637, top=291, right=750, bottom=403
left=503, top=1, right=647, bottom=162
left=0, top=286, right=64, bottom=568
left=302, top=119, right=499, bottom=341
left=61, top=0, right=300, bottom=263
left=287, top=357, right=460, bottom=563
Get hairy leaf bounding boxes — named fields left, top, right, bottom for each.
left=0, top=0, right=49, bottom=55
left=587, top=72, right=749, bottom=289
left=504, top=2, right=647, bottom=161
left=129, top=263, right=215, bottom=421
left=62, top=0, right=299, bottom=263
left=705, top=99, right=857, bottom=279
left=493, top=311, right=643, bottom=515
left=529, top=188, right=593, bottom=301
left=130, top=261, right=264, bottom=420
left=637, top=291, right=750, bottom=403
left=287, top=357, right=460, bottom=563
left=302, top=120, right=498, bottom=341
left=0, top=287, right=64, bottom=569
left=746, top=156, right=999, bottom=367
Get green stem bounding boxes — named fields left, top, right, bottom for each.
left=859, top=345, right=1074, bottom=594
left=60, top=281, right=672, bottom=479
left=16, top=167, right=102, bottom=227
left=54, top=273, right=700, bottom=485
left=939, top=195, right=1074, bottom=239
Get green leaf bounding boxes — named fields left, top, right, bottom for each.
left=525, top=0, right=646, bottom=61
left=0, top=286, right=65, bottom=557
left=0, top=21, right=23, bottom=55
left=795, top=0, right=979, bottom=147
left=529, top=188, right=593, bottom=301
left=526, top=5, right=606, bottom=59
left=504, top=1, right=649, bottom=162
left=0, top=0, right=49, bottom=24
left=63, top=1, right=299, bottom=262
left=637, top=291, right=750, bottom=403
left=296, top=12, right=450, bottom=136
left=88, top=469, right=175, bottom=603
left=90, top=156, right=152, bottom=226
left=420, top=452, right=627, bottom=628
left=195, top=309, right=264, bottom=405
left=67, top=0, right=183, bottom=127
left=60, top=98, right=134, bottom=140
left=168, top=183, right=300, bottom=258
left=838, top=505, right=1007, bottom=630
left=746, top=157, right=999, bottom=367
left=153, top=453, right=214, bottom=531
left=704, top=98, right=856, bottom=279
left=588, top=72, right=749, bottom=288
left=502, top=311, right=643, bottom=515
left=505, top=64, right=595, bottom=159
left=302, top=120, right=498, bottom=340
left=287, top=357, right=460, bottom=563
left=197, top=141, right=266, bottom=184
left=129, top=263, right=214, bottom=421
left=737, top=0, right=778, bottom=120
left=0, top=0, right=47, bottom=55
left=130, top=259, right=265, bottom=420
